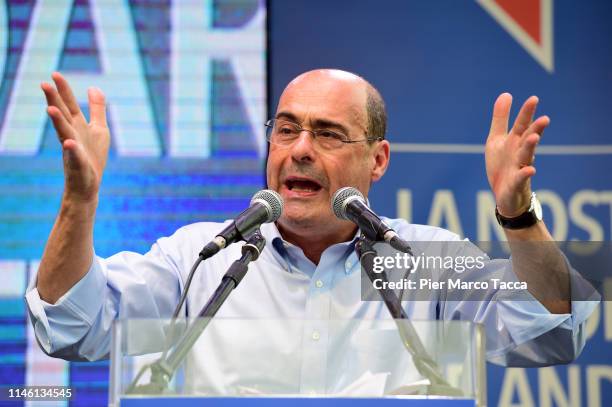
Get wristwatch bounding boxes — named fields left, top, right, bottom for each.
left=495, top=192, right=542, bottom=229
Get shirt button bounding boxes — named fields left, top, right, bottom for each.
left=345, top=260, right=352, bottom=269
left=315, top=280, right=323, bottom=288
left=311, top=331, right=320, bottom=341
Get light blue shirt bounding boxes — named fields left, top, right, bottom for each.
left=25, top=218, right=598, bottom=377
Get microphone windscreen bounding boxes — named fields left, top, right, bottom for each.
left=331, top=187, right=365, bottom=220
left=251, top=189, right=284, bottom=222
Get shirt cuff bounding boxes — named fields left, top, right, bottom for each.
left=25, top=255, right=107, bottom=355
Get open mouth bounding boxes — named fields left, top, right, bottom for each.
left=284, top=178, right=322, bottom=193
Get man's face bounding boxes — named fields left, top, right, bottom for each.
left=266, top=71, right=388, bottom=238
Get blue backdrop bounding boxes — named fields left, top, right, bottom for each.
left=269, top=1, right=611, bottom=406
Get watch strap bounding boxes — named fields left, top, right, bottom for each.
left=495, top=193, right=542, bottom=230
left=495, top=208, right=539, bottom=229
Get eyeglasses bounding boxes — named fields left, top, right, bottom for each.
left=265, top=119, right=382, bottom=150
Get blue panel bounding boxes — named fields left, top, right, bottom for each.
left=269, top=1, right=612, bottom=406
left=0, top=0, right=266, bottom=406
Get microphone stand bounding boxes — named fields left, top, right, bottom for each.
left=356, top=235, right=463, bottom=396
left=127, top=230, right=266, bottom=395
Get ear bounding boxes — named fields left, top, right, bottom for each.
left=370, top=140, right=390, bottom=182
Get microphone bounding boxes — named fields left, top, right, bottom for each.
left=171, top=191, right=281, bottom=319
left=331, top=187, right=412, bottom=254
left=199, top=189, right=283, bottom=259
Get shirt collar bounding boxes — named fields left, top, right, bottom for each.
left=260, top=222, right=360, bottom=275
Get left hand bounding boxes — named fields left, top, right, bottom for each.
left=485, top=93, right=550, bottom=217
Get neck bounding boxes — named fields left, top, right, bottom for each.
left=276, top=221, right=357, bottom=264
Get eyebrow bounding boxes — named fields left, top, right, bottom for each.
left=275, top=111, right=350, bottom=136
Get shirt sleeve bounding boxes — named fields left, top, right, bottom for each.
left=440, top=255, right=600, bottom=367
left=384, top=219, right=600, bottom=367
left=24, top=239, right=184, bottom=361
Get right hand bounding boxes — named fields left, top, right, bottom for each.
left=42, top=72, right=110, bottom=204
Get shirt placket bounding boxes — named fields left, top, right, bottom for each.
left=298, top=248, right=348, bottom=395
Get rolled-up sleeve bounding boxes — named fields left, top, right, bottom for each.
left=25, top=255, right=107, bottom=357
left=487, top=264, right=600, bottom=366
left=445, top=258, right=600, bottom=367
left=25, top=238, right=185, bottom=361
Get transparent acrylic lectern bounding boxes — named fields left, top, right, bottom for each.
left=110, top=319, right=486, bottom=407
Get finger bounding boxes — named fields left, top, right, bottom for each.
left=88, top=87, right=107, bottom=127
left=41, top=82, right=72, bottom=123
left=489, top=93, right=512, bottom=136
left=511, top=96, right=538, bottom=136
left=51, top=71, right=83, bottom=117
left=522, top=115, right=550, bottom=141
left=516, top=133, right=540, bottom=167
left=47, top=106, right=76, bottom=143
left=515, top=165, right=536, bottom=186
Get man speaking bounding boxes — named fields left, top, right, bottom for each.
left=25, top=69, right=596, bottom=382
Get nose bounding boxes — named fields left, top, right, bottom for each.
left=290, top=130, right=317, bottom=163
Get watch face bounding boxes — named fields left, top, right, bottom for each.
left=533, top=195, right=543, bottom=220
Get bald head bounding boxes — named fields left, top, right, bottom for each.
left=288, top=69, right=363, bottom=86
left=280, top=69, right=387, bottom=141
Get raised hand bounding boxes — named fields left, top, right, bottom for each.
left=36, top=72, right=110, bottom=302
left=41, top=72, right=110, bottom=203
left=485, top=93, right=549, bottom=217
